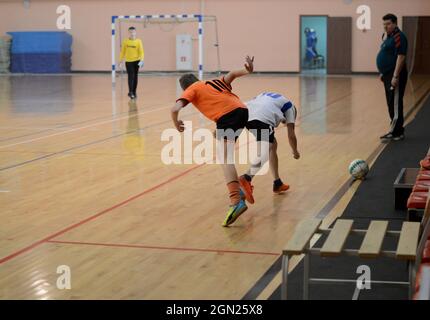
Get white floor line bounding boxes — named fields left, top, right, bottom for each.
left=0, top=105, right=170, bottom=150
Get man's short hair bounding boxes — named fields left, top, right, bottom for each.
left=383, top=14, right=397, bottom=24
left=179, top=73, right=199, bottom=90
left=128, top=26, right=136, bottom=31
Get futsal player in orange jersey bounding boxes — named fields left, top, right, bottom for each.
left=171, top=56, right=254, bottom=227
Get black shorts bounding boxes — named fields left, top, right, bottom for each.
left=246, top=120, right=275, bottom=143
left=216, top=108, right=248, bottom=140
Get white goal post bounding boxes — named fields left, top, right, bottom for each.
left=111, top=14, right=221, bottom=83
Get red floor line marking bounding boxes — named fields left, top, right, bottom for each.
left=0, top=164, right=204, bottom=265
left=0, top=136, right=252, bottom=265
left=46, top=240, right=280, bottom=256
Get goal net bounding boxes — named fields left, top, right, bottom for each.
left=111, top=14, right=221, bottom=83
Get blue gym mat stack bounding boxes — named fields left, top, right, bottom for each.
left=7, top=31, right=72, bottom=73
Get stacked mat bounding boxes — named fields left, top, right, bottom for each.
left=7, top=31, right=72, bottom=73
left=0, top=35, right=11, bottom=73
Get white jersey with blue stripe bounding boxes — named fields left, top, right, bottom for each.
left=246, top=92, right=297, bottom=127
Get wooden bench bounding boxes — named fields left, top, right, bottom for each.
left=281, top=191, right=430, bottom=300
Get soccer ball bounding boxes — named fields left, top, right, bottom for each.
left=348, top=159, right=369, bottom=179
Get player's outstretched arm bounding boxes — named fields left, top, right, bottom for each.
left=223, top=55, right=254, bottom=86
left=171, top=99, right=188, bottom=132
left=287, top=123, right=300, bottom=159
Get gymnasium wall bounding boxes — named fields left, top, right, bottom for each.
left=0, top=0, right=429, bottom=72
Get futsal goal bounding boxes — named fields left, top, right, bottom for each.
left=111, top=14, right=221, bottom=83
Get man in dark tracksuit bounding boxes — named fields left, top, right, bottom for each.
left=376, top=13, right=408, bottom=142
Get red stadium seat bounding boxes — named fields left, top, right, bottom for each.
left=417, top=170, right=430, bottom=181
left=413, top=180, right=430, bottom=192
left=422, top=248, right=430, bottom=263
left=407, top=192, right=428, bottom=209
left=423, top=240, right=430, bottom=263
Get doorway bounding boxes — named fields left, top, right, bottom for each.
left=300, top=16, right=327, bottom=74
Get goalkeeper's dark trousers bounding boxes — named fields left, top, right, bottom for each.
left=126, top=60, right=140, bottom=95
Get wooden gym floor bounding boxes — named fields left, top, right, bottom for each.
left=0, top=73, right=429, bottom=299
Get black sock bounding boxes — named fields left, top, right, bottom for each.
left=273, top=178, right=283, bottom=188
left=244, top=174, right=253, bottom=182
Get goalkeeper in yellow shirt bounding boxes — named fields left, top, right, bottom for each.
left=119, top=26, right=144, bottom=99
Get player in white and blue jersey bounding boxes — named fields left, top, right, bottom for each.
left=239, top=92, right=300, bottom=201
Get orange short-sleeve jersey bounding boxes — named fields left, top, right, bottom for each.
left=177, top=77, right=246, bottom=122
